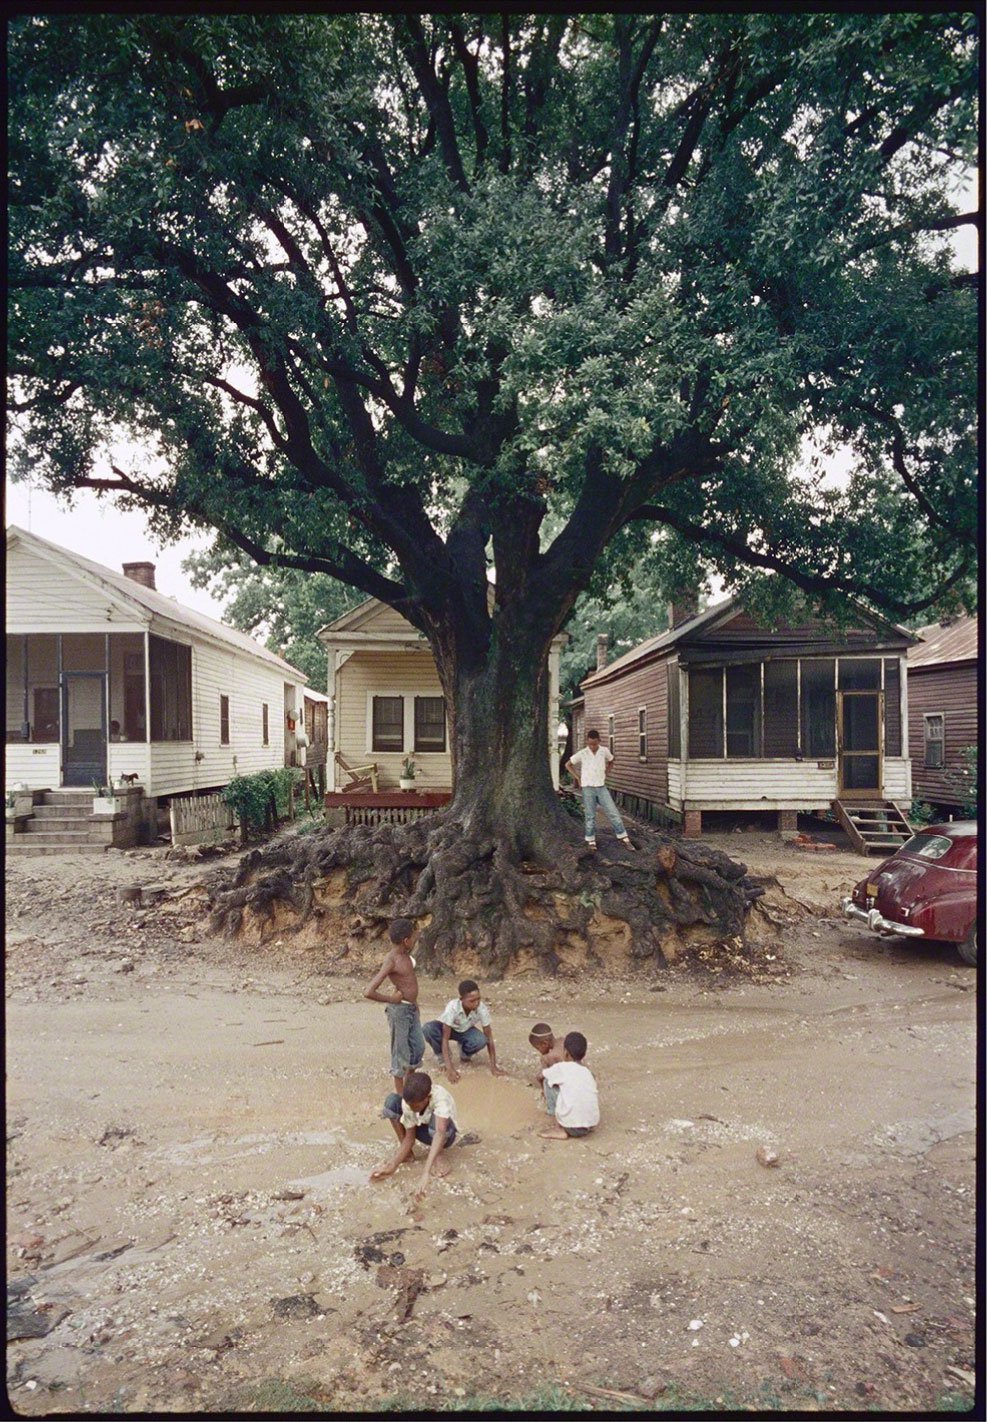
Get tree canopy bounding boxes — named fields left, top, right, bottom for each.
left=9, top=11, right=978, bottom=646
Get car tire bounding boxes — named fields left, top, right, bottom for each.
left=957, top=926, right=978, bottom=967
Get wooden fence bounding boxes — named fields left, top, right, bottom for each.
left=169, top=793, right=237, bottom=847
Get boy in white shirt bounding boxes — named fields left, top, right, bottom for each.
left=566, top=729, right=636, bottom=851
left=538, top=1031, right=600, bottom=1140
left=371, top=1072, right=458, bottom=1200
left=422, top=980, right=507, bottom=1083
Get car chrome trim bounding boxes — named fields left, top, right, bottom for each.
left=842, top=898, right=926, bottom=938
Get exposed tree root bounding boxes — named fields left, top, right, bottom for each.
left=204, top=809, right=766, bottom=977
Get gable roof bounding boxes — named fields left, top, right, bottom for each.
left=6, top=525, right=307, bottom=681
left=581, top=593, right=916, bottom=690
left=908, top=613, right=978, bottom=669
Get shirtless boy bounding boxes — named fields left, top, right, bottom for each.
left=528, top=1022, right=564, bottom=1087
left=364, top=917, right=424, bottom=1094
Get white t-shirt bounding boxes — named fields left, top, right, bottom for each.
left=439, top=997, right=492, bottom=1033
left=542, top=1061, right=600, bottom=1129
left=400, top=1082, right=457, bottom=1130
left=569, top=746, right=613, bottom=787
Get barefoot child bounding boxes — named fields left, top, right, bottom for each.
left=370, top=1071, right=458, bottom=1201
left=538, top=1031, right=599, bottom=1140
left=363, top=917, right=424, bottom=1094
left=423, top=980, right=508, bottom=1083
left=528, top=1022, right=564, bottom=1086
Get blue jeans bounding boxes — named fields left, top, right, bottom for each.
left=422, top=1020, right=487, bottom=1060
left=385, top=1001, right=425, bottom=1077
left=383, top=1092, right=458, bottom=1148
left=581, top=785, right=627, bottom=841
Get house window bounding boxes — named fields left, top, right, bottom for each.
left=33, top=687, right=60, bottom=743
left=688, top=668, right=724, bottom=757
left=883, top=659, right=902, bottom=757
left=262, top=703, right=269, bottom=746
left=220, top=695, right=230, bottom=745
left=149, top=635, right=192, bottom=742
left=608, top=715, right=615, bottom=755
left=763, top=660, right=798, bottom=757
left=924, top=714, right=944, bottom=769
left=638, top=707, right=647, bottom=761
left=372, top=695, right=404, bottom=752
left=726, top=664, right=762, bottom=758
left=414, top=696, right=446, bottom=752
left=800, top=659, right=835, bottom=758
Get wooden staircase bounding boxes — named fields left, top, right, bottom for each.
left=832, top=799, right=912, bottom=856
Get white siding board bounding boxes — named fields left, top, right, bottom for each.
left=338, top=650, right=451, bottom=789
left=6, top=543, right=145, bottom=632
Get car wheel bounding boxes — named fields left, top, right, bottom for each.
left=957, top=926, right=978, bottom=967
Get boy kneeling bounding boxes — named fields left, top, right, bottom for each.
left=371, top=1072, right=458, bottom=1200
left=539, top=1031, right=599, bottom=1140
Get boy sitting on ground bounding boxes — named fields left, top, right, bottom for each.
left=528, top=1022, right=565, bottom=1087
left=538, top=1031, right=600, bottom=1140
left=422, top=980, right=507, bottom=1083
left=370, top=1071, right=458, bottom=1200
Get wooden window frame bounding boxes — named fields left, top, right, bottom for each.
left=638, top=706, right=647, bottom=761
left=262, top=702, right=269, bottom=746
left=923, top=712, right=945, bottom=769
left=220, top=694, right=230, bottom=745
left=608, top=714, right=615, bottom=756
left=371, top=694, right=405, bottom=753
left=413, top=695, right=447, bottom=753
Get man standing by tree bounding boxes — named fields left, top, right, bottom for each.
left=566, top=730, right=636, bottom=853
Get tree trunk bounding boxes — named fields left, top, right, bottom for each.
left=206, top=615, right=765, bottom=976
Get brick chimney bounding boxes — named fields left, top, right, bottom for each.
left=668, top=592, right=699, bottom=629
left=596, top=633, right=609, bottom=670
left=122, top=561, right=157, bottom=590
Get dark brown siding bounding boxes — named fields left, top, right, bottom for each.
left=908, top=664, right=978, bottom=806
left=583, top=656, right=669, bottom=808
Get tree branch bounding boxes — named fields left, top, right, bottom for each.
left=628, top=502, right=971, bottom=618
left=401, top=17, right=469, bottom=192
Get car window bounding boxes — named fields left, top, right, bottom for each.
left=900, top=834, right=954, bottom=861
left=945, top=840, right=978, bottom=872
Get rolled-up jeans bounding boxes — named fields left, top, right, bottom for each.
left=581, top=784, right=627, bottom=840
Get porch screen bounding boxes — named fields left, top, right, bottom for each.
left=414, top=696, right=446, bottom=752
left=688, top=668, right=723, bottom=757
left=726, top=664, right=761, bottom=757
left=801, top=659, right=835, bottom=757
left=883, top=660, right=902, bottom=756
left=667, top=660, right=681, bottom=757
left=763, top=660, right=798, bottom=757
left=372, top=695, right=404, bottom=751
left=149, top=636, right=192, bottom=741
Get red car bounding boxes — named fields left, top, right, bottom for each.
left=843, top=822, right=978, bottom=966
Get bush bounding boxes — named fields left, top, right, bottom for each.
left=943, top=744, right=977, bottom=818
left=222, top=768, right=303, bottom=834
left=909, top=799, right=937, bottom=826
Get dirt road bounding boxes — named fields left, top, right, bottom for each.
left=5, top=837, right=977, bottom=1414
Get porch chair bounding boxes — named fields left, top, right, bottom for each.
left=334, top=750, right=379, bottom=793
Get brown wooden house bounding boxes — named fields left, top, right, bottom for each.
left=906, top=614, right=978, bottom=814
left=579, top=595, right=918, bottom=853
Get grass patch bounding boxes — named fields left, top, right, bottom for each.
left=936, top=1392, right=975, bottom=1413
left=239, top=1377, right=332, bottom=1412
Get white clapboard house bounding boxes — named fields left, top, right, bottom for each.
left=5, top=527, right=311, bottom=834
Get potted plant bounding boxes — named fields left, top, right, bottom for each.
left=92, top=779, right=125, bottom=815
left=398, top=755, right=418, bottom=791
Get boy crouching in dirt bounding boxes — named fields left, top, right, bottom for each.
left=538, top=1031, right=599, bottom=1140
left=370, top=1071, right=458, bottom=1201
left=528, top=1021, right=564, bottom=1086
left=422, top=979, right=508, bottom=1083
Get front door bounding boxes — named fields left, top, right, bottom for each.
left=61, top=672, right=107, bottom=787
left=837, top=691, right=882, bottom=797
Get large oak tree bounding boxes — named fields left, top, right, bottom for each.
left=8, top=13, right=978, bottom=967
